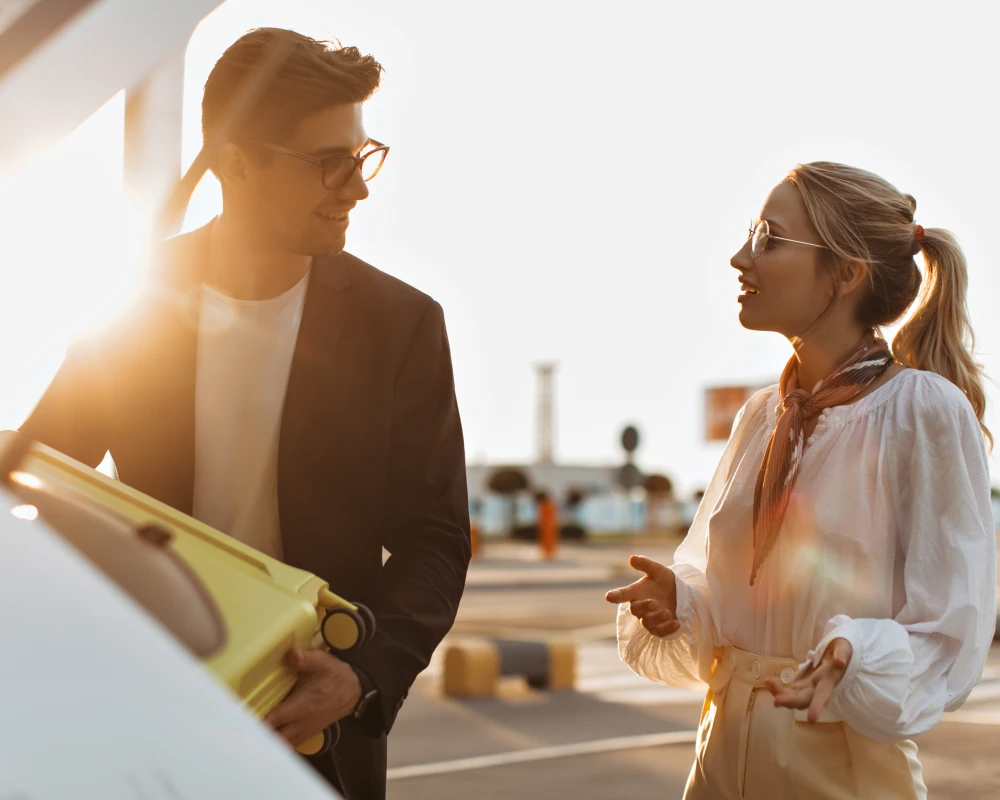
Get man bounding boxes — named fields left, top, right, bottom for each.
left=20, top=28, right=471, bottom=799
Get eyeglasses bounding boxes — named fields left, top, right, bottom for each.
left=748, top=219, right=828, bottom=259
left=251, top=140, right=390, bottom=189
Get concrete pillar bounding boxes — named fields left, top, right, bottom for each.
left=443, top=637, right=577, bottom=697
left=535, top=362, right=557, bottom=465
left=123, top=47, right=185, bottom=242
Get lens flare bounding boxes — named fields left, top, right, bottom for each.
left=11, top=504, right=38, bottom=521
left=9, top=471, right=41, bottom=489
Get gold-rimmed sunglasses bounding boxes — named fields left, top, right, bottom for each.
left=252, top=140, right=390, bottom=189
left=748, top=219, right=828, bottom=259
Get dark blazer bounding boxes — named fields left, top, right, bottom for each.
left=19, top=221, right=472, bottom=799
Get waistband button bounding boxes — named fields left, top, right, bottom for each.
left=780, top=667, right=795, bottom=684
left=751, top=660, right=761, bottom=679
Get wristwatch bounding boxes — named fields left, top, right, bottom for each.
left=351, top=665, right=379, bottom=720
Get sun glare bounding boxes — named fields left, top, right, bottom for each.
left=8, top=471, right=41, bottom=489
left=0, top=91, right=144, bottom=433
left=10, top=504, right=38, bottom=521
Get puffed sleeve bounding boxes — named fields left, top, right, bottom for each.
left=617, top=388, right=773, bottom=689
left=806, top=374, right=996, bottom=740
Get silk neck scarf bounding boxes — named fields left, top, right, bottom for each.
left=750, top=332, right=894, bottom=585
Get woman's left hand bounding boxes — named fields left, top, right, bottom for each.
left=764, top=638, right=853, bottom=724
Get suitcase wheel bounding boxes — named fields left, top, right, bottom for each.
left=355, top=602, right=377, bottom=645
left=321, top=607, right=365, bottom=652
left=297, top=723, right=339, bottom=758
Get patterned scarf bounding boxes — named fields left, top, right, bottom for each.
left=750, top=331, right=894, bottom=586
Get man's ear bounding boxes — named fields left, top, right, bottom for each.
left=217, top=143, right=250, bottom=188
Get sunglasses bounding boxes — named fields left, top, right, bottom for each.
left=251, top=140, right=390, bottom=189
left=748, top=219, right=828, bottom=259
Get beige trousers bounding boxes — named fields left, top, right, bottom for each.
left=683, top=646, right=927, bottom=800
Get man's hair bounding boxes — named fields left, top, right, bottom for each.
left=201, top=27, right=383, bottom=175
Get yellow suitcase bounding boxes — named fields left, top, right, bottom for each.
left=0, top=429, right=372, bottom=755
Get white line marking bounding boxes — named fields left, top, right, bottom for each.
left=386, top=730, right=698, bottom=781
left=574, top=673, right=654, bottom=691
left=594, top=687, right=706, bottom=706
left=965, top=682, right=1000, bottom=704
left=940, top=710, right=1000, bottom=727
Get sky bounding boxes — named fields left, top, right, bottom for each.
left=1, top=0, right=999, bottom=494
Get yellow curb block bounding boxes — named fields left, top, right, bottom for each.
left=443, top=637, right=500, bottom=697
left=443, top=637, right=576, bottom=698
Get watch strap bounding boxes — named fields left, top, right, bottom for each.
left=351, top=664, right=379, bottom=720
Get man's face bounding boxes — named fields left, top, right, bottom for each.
left=235, top=103, right=372, bottom=259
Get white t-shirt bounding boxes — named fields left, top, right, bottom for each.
left=618, top=368, right=996, bottom=741
left=192, top=271, right=310, bottom=560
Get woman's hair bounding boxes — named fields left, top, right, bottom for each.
left=201, top=28, right=383, bottom=175
left=785, top=161, right=991, bottom=445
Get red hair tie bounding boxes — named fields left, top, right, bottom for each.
left=915, top=224, right=925, bottom=246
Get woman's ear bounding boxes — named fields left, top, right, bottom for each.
left=839, top=260, right=869, bottom=298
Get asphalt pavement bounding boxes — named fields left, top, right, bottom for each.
left=386, top=538, right=1000, bottom=799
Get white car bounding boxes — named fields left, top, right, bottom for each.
left=0, top=481, right=341, bottom=800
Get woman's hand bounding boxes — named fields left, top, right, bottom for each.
left=765, top=638, right=853, bottom=724
left=605, top=555, right=679, bottom=637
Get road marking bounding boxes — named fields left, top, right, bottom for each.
left=575, top=672, right=653, bottom=691
left=942, top=709, right=1000, bottom=726
left=387, top=730, right=698, bottom=781
left=965, top=681, right=1000, bottom=704
left=466, top=567, right=613, bottom=587
left=595, top=687, right=706, bottom=706
left=568, top=622, right=619, bottom=642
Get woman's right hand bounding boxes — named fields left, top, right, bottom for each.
left=605, top=555, right=680, bottom=637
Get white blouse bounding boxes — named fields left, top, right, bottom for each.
left=618, top=368, right=996, bottom=741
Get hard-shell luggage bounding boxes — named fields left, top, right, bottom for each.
left=0, top=429, right=373, bottom=755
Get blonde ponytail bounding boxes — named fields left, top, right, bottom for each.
left=892, top=228, right=992, bottom=447
left=788, top=162, right=991, bottom=448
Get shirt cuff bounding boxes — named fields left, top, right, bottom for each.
left=800, top=614, right=863, bottom=709
left=668, top=571, right=697, bottom=641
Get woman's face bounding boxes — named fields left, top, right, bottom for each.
left=730, top=182, right=834, bottom=338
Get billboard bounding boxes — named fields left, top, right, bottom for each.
left=704, top=383, right=772, bottom=441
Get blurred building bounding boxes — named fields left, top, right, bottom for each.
left=467, top=366, right=690, bottom=536
left=467, top=462, right=645, bottom=536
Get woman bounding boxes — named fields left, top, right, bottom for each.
left=607, top=162, right=996, bottom=799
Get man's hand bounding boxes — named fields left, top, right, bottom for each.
left=605, top=555, right=680, bottom=638
left=764, top=638, right=853, bottom=724
left=263, top=649, right=362, bottom=748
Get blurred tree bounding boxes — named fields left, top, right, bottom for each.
left=565, top=487, right=587, bottom=517
left=643, top=474, right=674, bottom=496
left=644, top=473, right=678, bottom=533
left=562, top=486, right=589, bottom=541
left=487, top=467, right=531, bottom=537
